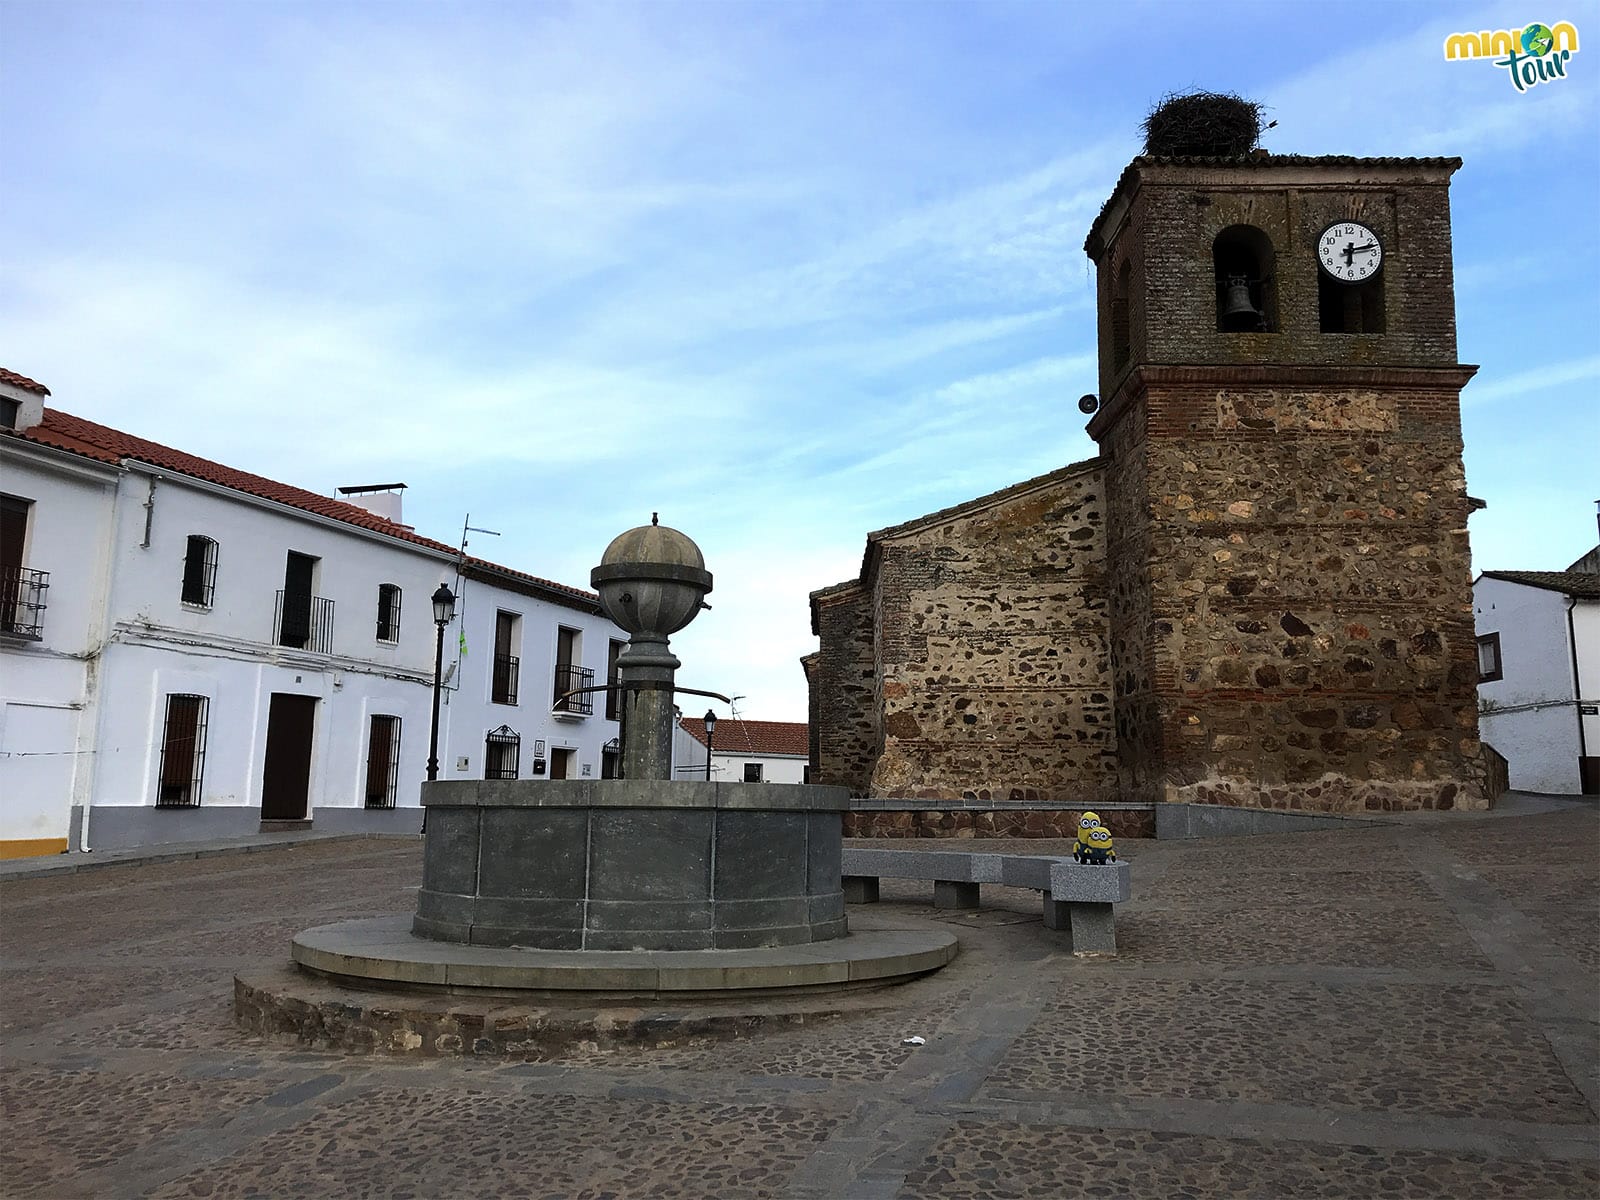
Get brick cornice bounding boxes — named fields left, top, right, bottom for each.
left=1087, top=363, right=1479, bottom=443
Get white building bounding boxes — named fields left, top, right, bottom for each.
left=1, top=369, right=625, bottom=856
left=678, top=717, right=809, bottom=784
left=1473, top=566, right=1600, bottom=795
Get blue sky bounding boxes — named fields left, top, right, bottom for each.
left=5, top=0, right=1597, bottom=721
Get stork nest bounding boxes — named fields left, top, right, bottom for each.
left=1142, top=92, right=1263, bottom=158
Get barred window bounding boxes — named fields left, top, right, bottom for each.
left=485, top=725, right=520, bottom=780
left=364, top=715, right=402, bottom=808
left=157, top=694, right=209, bottom=807
left=743, top=762, right=764, bottom=783
left=377, top=584, right=402, bottom=643
left=181, top=536, right=218, bottom=607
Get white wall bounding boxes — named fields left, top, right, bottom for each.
left=1575, top=599, right=1600, bottom=778
left=711, top=750, right=807, bottom=784
left=1474, top=576, right=1584, bottom=793
left=0, top=442, right=118, bottom=849
left=441, top=571, right=623, bottom=783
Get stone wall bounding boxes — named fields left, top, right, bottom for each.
left=844, top=806, right=1153, bottom=840
left=866, top=463, right=1119, bottom=804
left=809, top=583, right=877, bottom=794
left=1102, top=367, right=1484, bottom=812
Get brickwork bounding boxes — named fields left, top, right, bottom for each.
left=1087, top=157, right=1485, bottom=814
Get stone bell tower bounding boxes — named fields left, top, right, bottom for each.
left=1083, top=151, right=1486, bottom=811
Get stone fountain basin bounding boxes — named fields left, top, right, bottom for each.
left=416, top=780, right=850, bottom=951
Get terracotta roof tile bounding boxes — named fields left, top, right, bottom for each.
left=681, top=718, right=808, bottom=757
left=0, top=368, right=50, bottom=395
left=4, top=407, right=599, bottom=600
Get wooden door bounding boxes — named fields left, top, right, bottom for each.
left=261, top=694, right=317, bottom=819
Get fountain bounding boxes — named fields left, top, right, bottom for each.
left=239, top=520, right=955, bottom=1052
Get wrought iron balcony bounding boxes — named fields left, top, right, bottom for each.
left=0, top=566, right=49, bottom=640
left=553, top=664, right=595, bottom=715
left=273, top=590, right=335, bottom=654
left=491, top=653, right=520, bottom=705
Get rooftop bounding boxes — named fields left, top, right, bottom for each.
left=681, top=717, right=808, bottom=757
left=2, top=385, right=601, bottom=609
left=1478, top=570, right=1600, bottom=600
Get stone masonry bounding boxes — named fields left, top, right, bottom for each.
left=810, top=153, right=1488, bottom=817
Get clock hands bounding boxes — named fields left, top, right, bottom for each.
left=1340, top=241, right=1380, bottom=265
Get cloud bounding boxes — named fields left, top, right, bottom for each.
left=1463, top=354, right=1600, bottom=407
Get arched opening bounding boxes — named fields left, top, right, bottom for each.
left=1212, top=225, right=1277, bottom=333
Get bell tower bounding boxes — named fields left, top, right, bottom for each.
left=1084, top=151, right=1486, bottom=812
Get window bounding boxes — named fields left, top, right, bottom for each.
left=0, top=397, right=19, bottom=429
left=1213, top=225, right=1277, bottom=333
left=277, top=551, right=332, bottom=652
left=364, top=715, right=401, bottom=808
left=1, top=493, right=47, bottom=639
left=492, top=611, right=520, bottom=705
left=601, top=739, right=620, bottom=780
left=743, top=762, right=764, bottom=783
left=157, top=694, right=209, bottom=807
left=485, top=726, right=520, bottom=779
left=1477, top=633, right=1503, bottom=683
left=181, top=535, right=218, bottom=607
left=605, top=638, right=625, bottom=721
left=376, top=584, right=402, bottom=643
left=553, top=626, right=594, bottom=714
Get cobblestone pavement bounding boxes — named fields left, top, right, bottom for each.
left=3, top=803, right=1597, bottom=1198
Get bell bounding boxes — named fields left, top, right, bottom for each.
left=1220, top=274, right=1263, bottom=331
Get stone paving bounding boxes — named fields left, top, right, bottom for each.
left=3, top=802, right=1597, bottom=1198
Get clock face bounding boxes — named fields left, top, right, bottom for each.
left=1318, top=221, right=1383, bottom=283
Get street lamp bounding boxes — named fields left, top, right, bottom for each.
left=427, top=583, right=456, bottom=783
left=703, top=709, right=717, bottom=781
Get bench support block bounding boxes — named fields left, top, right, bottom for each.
left=1043, top=896, right=1117, bottom=955
left=842, top=875, right=880, bottom=904
left=933, top=880, right=981, bottom=910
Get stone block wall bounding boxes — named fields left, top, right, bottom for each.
left=867, top=464, right=1119, bottom=803
left=1106, top=367, right=1484, bottom=812
left=844, top=806, right=1154, bottom=840
left=809, top=583, right=877, bottom=794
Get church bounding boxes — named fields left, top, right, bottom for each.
left=806, top=111, right=1490, bottom=830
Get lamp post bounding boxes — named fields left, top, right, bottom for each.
left=703, top=709, right=717, bottom=781
left=427, top=583, right=456, bottom=783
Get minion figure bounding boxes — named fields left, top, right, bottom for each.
left=1082, top=824, right=1116, bottom=865
left=1072, top=812, right=1103, bottom=863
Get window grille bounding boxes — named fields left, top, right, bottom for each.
left=157, top=694, right=209, bottom=807
left=743, top=762, right=764, bottom=783
left=275, top=590, right=335, bottom=653
left=485, top=725, right=520, bottom=780
left=0, top=566, right=48, bottom=639
left=181, top=536, right=218, bottom=607
left=601, top=739, right=620, bottom=780
left=553, top=665, right=595, bottom=714
left=492, top=653, right=520, bottom=705
left=376, top=584, right=402, bottom=643
left=364, top=715, right=402, bottom=808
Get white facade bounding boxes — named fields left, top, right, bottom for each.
left=710, top=749, right=807, bottom=785
left=0, top=436, right=119, bottom=853
left=1474, top=572, right=1600, bottom=795
left=1, top=393, right=625, bottom=855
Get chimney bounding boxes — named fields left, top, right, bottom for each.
left=0, top=369, right=50, bottom=432
left=337, top=483, right=407, bottom=525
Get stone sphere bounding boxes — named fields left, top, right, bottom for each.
left=591, top=517, right=713, bottom=638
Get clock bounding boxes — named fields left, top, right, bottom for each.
left=1317, top=221, right=1383, bottom=283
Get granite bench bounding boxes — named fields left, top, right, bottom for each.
left=840, top=848, right=1131, bottom=955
